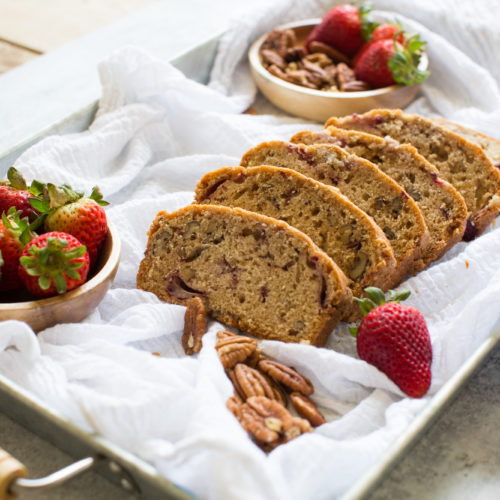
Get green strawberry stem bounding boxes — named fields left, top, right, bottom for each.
left=349, top=287, right=411, bottom=337
left=388, top=33, right=430, bottom=85
left=6, top=166, right=28, bottom=191
left=358, top=1, right=379, bottom=41
left=20, top=237, right=86, bottom=294
left=2, top=207, right=35, bottom=245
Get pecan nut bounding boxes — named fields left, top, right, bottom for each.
left=242, top=396, right=312, bottom=449
left=234, top=363, right=276, bottom=400
left=182, top=297, right=207, bottom=355
left=336, top=62, right=356, bottom=90
left=215, top=331, right=258, bottom=369
left=258, top=359, right=314, bottom=396
left=226, top=395, right=242, bottom=417
left=290, top=392, right=326, bottom=427
left=307, top=41, right=351, bottom=65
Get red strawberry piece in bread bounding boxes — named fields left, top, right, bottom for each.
left=350, top=287, right=432, bottom=398
left=32, top=184, right=109, bottom=267
left=0, top=207, right=36, bottom=292
left=0, top=167, right=41, bottom=222
left=18, top=232, right=89, bottom=298
left=354, top=34, right=429, bottom=88
left=306, top=3, right=377, bottom=58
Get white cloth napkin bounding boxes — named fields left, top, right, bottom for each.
left=2, top=1, right=500, bottom=499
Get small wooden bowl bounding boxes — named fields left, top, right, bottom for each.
left=248, top=19, right=428, bottom=122
left=0, top=222, right=121, bottom=332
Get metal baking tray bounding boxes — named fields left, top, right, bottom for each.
left=1, top=32, right=500, bottom=500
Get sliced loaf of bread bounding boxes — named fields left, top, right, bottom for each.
left=290, top=127, right=468, bottom=265
left=194, top=165, right=396, bottom=318
left=136, top=204, right=352, bottom=346
left=327, top=109, right=500, bottom=240
left=240, top=141, right=429, bottom=284
left=431, top=117, right=500, bottom=166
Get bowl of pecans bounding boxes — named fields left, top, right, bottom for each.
left=248, top=18, right=428, bottom=122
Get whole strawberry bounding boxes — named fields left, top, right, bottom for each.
left=371, top=23, right=405, bottom=43
left=306, top=3, right=377, bottom=57
left=31, top=184, right=108, bottom=267
left=354, top=35, right=429, bottom=88
left=0, top=207, right=35, bottom=291
left=0, top=167, right=41, bottom=222
left=18, top=232, right=89, bottom=297
left=351, top=287, right=432, bottom=398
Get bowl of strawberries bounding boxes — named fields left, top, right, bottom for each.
left=0, top=167, right=121, bottom=332
left=248, top=3, right=429, bottom=121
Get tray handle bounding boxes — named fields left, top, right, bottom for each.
left=0, top=449, right=96, bottom=499
left=0, top=448, right=27, bottom=500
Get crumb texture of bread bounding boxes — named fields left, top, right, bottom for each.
left=136, top=204, right=352, bottom=347
left=291, top=127, right=468, bottom=265
left=195, top=165, right=396, bottom=313
left=240, top=140, right=429, bottom=283
left=327, top=109, right=500, bottom=238
left=431, top=117, right=500, bottom=165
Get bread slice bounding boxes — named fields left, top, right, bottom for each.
left=136, top=204, right=352, bottom=346
left=431, top=117, right=500, bottom=165
left=327, top=109, right=500, bottom=240
left=194, top=165, right=396, bottom=318
left=241, top=141, right=429, bottom=284
left=290, top=127, right=468, bottom=265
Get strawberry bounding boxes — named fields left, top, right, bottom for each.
left=30, top=184, right=109, bottom=267
left=0, top=167, right=42, bottom=222
left=350, top=287, right=432, bottom=398
left=18, top=232, right=89, bottom=297
left=371, top=23, right=405, bottom=44
left=0, top=207, right=36, bottom=291
left=354, top=35, right=430, bottom=88
left=306, top=3, right=378, bottom=58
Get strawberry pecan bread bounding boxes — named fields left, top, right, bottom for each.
left=240, top=141, right=429, bottom=284
left=431, top=117, right=500, bottom=166
left=327, top=109, right=500, bottom=240
left=136, top=205, right=352, bottom=347
left=194, top=165, right=396, bottom=319
left=290, top=127, right=468, bottom=265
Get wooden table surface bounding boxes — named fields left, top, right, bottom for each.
left=0, top=0, right=155, bottom=74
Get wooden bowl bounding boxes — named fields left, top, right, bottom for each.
left=248, top=19, right=428, bottom=122
left=0, top=222, right=121, bottom=332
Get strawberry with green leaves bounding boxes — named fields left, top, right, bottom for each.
left=306, top=3, right=378, bottom=58
left=18, top=232, right=89, bottom=297
left=30, top=184, right=109, bottom=267
left=0, top=167, right=42, bottom=222
left=350, top=287, right=432, bottom=398
left=0, top=207, right=36, bottom=291
left=354, top=34, right=429, bottom=88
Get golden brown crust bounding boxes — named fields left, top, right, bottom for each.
left=194, top=165, right=396, bottom=319
left=137, top=204, right=352, bottom=347
left=327, top=109, right=500, bottom=240
left=240, top=140, right=429, bottom=285
left=290, top=127, right=468, bottom=266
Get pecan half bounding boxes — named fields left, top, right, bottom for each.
left=237, top=398, right=283, bottom=444
left=182, top=297, right=207, bottom=355
left=258, top=359, right=314, bottom=396
left=242, top=396, right=312, bottom=449
left=308, top=41, right=351, bottom=65
left=290, top=392, right=326, bottom=427
left=226, top=368, right=246, bottom=401
left=336, top=63, right=356, bottom=90
left=234, top=363, right=275, bottom=400
left=226, top=395, right=242, bottom=417
left=215, top=331, right=258, bottom=369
